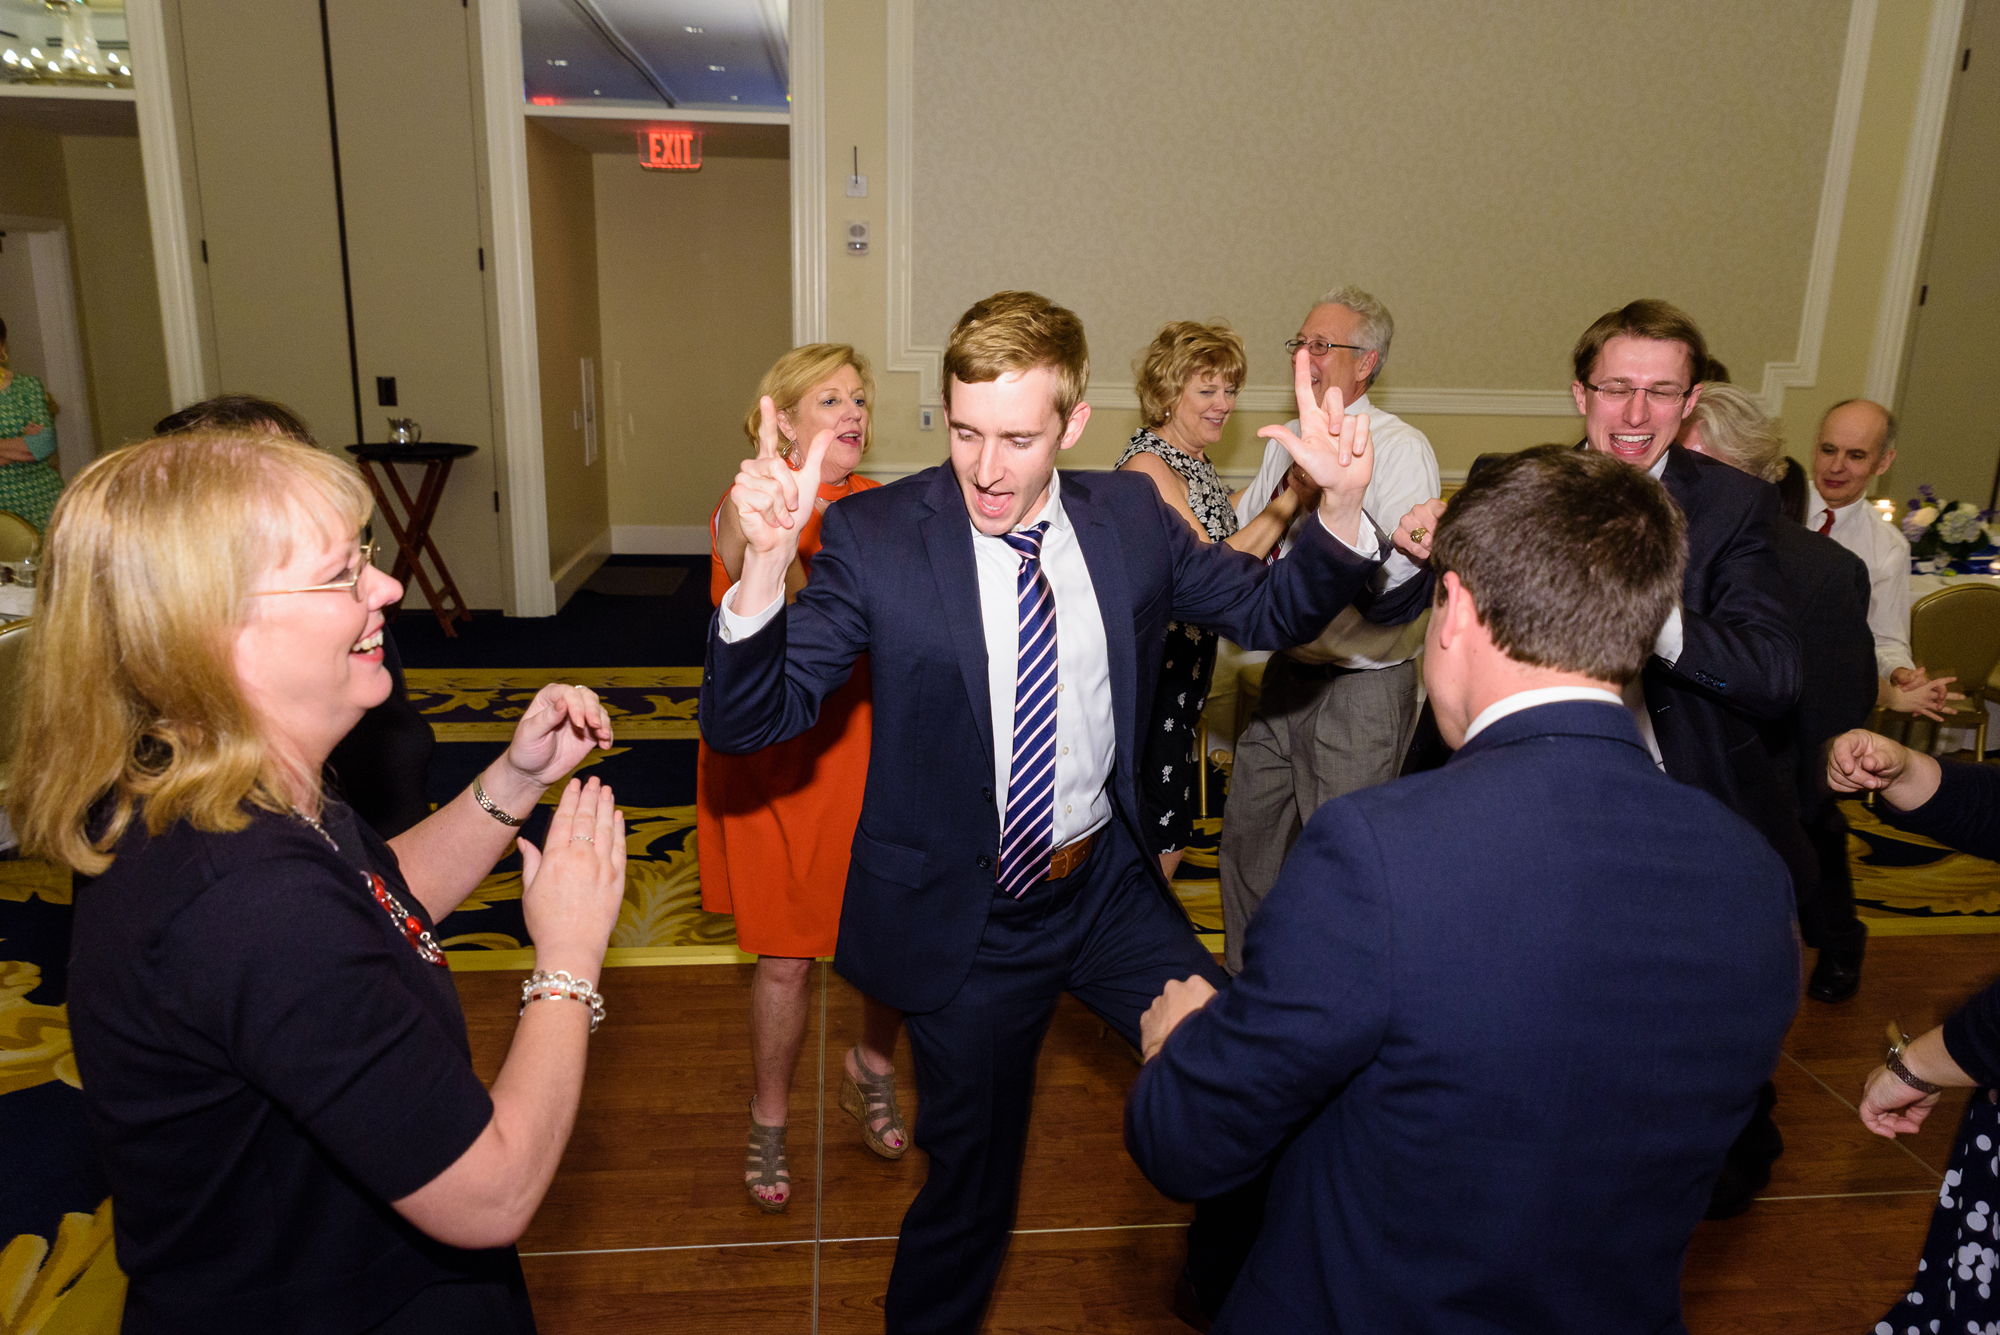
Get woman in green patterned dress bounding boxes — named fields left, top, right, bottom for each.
left=0, top=316, right=63, bottom=531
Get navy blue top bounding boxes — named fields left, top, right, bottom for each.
left=1126, top=702, right=1800, bottom=1334
left=68, top=800, right=531, bottom=1333
left=1886, top=763, right=2000, bottom=1083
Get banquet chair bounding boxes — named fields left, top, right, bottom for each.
left=1906, top=583, right=2000, bottom=761
left=0, top=509, right=38, bottom=563
left=0, top=618, right=31, bottom=799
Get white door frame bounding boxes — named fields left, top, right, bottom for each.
left=0, top=213, right=96, bottom=477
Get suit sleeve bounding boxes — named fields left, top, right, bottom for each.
left=1161, top=491, right=1381, bottom=650
left=1125, top=799, right=1393, bottom=1201
left=699, top=501, right=871, bottom=754
left=1667, top=484, right=1801, bottom=719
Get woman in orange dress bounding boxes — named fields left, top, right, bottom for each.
left=698, top=344, right=906, bottom=1213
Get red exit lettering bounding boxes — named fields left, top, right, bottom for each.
left=640, top=127, right=704, bottom=172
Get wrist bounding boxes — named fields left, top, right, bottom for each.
left=1315, top=495, right=1365, bottom=546
left=532, top=947, right=604, bottom=987
left=480, top=760, right=544, bottom=817
left=1883, top=752, right=1943, bottom=812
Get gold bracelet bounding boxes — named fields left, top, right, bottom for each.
left=473, top=775, right=524, bottom=827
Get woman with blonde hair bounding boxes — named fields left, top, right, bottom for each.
left=8, top=432, right=626, bottom=1332
left=698, top=343, right=907, bottom=1212
left=1116, top=321, right=1306, bottom=878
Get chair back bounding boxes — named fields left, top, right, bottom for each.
left=1910, top=584, right=2000, bottom=717
left=0, top=510, right=38, bottom=563
left=0, top=618, right=31, bottom=790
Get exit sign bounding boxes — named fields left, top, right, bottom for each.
left=640, top=127, right=703, bottom=171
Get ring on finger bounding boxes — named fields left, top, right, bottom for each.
left=572, top=834, right=595, bottom=843
left=1409, top=526, right=1429, bottom=544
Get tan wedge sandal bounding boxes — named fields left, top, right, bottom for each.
left=744, top=1097, right=790, bottom=1213
left=839, top=1046, right=908, bottom=1160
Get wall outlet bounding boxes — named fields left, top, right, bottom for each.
left=920, top=407, right=935, bottom=430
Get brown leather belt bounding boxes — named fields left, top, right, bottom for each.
left=1045, top=831, right=1097, bottom=881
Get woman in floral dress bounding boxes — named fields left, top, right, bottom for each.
left=1114, top=321, right=1307, bottom=880
left=0, top=316, right=62, bottom=531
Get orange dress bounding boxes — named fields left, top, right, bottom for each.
left=696, top=474, right=879, bottom=957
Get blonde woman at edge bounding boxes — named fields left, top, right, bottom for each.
left=1115, top=321, right=1309, bottom=880
left=9, top=432, right=625, bottom=1332
left=698, top=344, right=908, bottom=1213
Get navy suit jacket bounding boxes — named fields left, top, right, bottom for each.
left=1367, top=447, right=1803, bottom=853
left=1125, top=701, right=1800, bottom=1334
left=700, top=464, right=1380, bottom=1013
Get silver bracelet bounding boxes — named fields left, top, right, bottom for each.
left=473, top=775, right=524, bottom=827
left=520, top=968, right=604, bottom=1034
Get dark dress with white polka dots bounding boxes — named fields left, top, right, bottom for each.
left=1115, top=430, right=1239, bottom=855
left=1874, top=1092, right=2000, bottom=1335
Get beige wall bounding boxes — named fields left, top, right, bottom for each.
left=61, top=135, right=171, bottom=451
left=526, top=119, right=609, bottom=574
left=816, top=0, right=1955, bottom=491
left=594, top=150, right=791, bottom=536
left=0, top=124, right=69, bottom=219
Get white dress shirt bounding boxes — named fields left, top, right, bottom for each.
left=1232, top=393, right=1436, bottom=669
left=719, top=472, right=1115, bottom=850
left=1808, top=482, right=1914, bottom=677
left=1614, top=451, right=1684, bottom=769
left=1461, top=686, right=1626, bottom=745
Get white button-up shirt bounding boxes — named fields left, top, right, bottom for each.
left=1233, top=393, right=1437, bottom=669
left=1808, top=483, right=1914, bottom=677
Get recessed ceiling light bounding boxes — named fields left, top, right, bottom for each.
left=546, top=58, right=567, bottom=65
left=708, top=64, right=724, bottom=71
left=685, top=25, right=703, bottom=33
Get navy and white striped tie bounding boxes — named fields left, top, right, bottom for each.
left=996, top=522, right=1059, bottom=898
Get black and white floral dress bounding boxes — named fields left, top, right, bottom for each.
left=1115, top=429, right=1239, bottom=855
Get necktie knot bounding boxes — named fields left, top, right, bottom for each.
left=1817, top=509, right=1835, bottom=536
left=1000, top=522, right=1049, bottom=568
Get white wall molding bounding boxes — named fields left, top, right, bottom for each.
left=886, top=0, right=1876, bottom=421
left=525, top=103, right=788, bottom=125
left=126, top=0, right=208, bottom=407
left=475, top=0, right=556, bottom=616
left=24, top=228, right=96, bottom=475
left=612, top=524, right=711, bottom=555
left=552, top=526, right=613, bottom=606
left=1864, top=0, right=1966, bottom=406
left=788, top=0, right=825, bottom=346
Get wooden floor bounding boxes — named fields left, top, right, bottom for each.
left=457, top=933, right=1998, bottom=1334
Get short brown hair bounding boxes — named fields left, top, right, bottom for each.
left=1571, top=299, right=1709, bottom=390
left=740, top=343, right=875, bottom=459
left=1132, top=322, right=1245, bottom=429
left=1430, top=445, right=1687, bottom=684
left=942, top=291, right=1089, bottom=422
left=155, top=394, right=319, bottom=446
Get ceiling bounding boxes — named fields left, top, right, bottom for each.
left=520, top=0, right=788, bottom=113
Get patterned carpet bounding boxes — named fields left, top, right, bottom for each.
left=1, top=658, right=1991, bottom=1329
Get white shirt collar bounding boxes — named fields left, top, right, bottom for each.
left=1648, top=452, right=1670, bottom=480
left=1461, top=686, right=1626, bottom=745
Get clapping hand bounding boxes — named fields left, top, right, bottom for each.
left=1885, top=665, right=1960, bottom=722
left=516, top=777, right=627, bottom=975
left=1256, top=349, right=1373, bottom=546
left=1140, top=975, right=1218, bottom=1063
left=502, top=683, right=616, bottom=788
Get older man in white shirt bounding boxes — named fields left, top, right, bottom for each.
left=1807, top=399, right=1952, bottom=718
left=1217, top=286, right=1438, bottom=973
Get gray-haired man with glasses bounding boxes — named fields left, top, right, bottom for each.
left=1217, top=285, right=1439, bottom=973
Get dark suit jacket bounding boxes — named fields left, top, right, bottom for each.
left=700, top=464, right=1380, bottom=1013
left=1369, top=446, right=1803, bottom=852
left=1762, top=522, right=1876, bottom=816
left=1125, top=701, right=1800, bottom=1334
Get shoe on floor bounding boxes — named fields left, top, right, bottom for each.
left=1807, top=947, right=1863, bottom=1004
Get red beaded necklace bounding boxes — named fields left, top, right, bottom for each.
left=294, top=808, right=447, bottom=967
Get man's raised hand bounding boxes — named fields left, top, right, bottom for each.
left=1256, top=348, right=1373, bottom=546
left=727, top=398, right=835, bottom=614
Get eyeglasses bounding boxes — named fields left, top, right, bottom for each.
left=1283, top=338, right=1369, bottom=358
left=251, top=541, right=379, bottom=601
left=1584, top=381, right=1690, bottom=406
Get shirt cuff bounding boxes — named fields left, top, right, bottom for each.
left=1653, top=605, right=1684, bottom=666
left=1318, top=511, right=1382, bottom=561
left=717, top=582, right=783, bottom=642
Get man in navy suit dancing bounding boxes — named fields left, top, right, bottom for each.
left=1127, top=446, right=1800, bottom=1334
left=702, top=291, right=1390, bottom=1333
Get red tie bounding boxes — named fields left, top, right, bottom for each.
left=1817, top=510, right=1834, bottom=536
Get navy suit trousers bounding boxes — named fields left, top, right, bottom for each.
left=884, top=816, right=1224, bottom=1334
